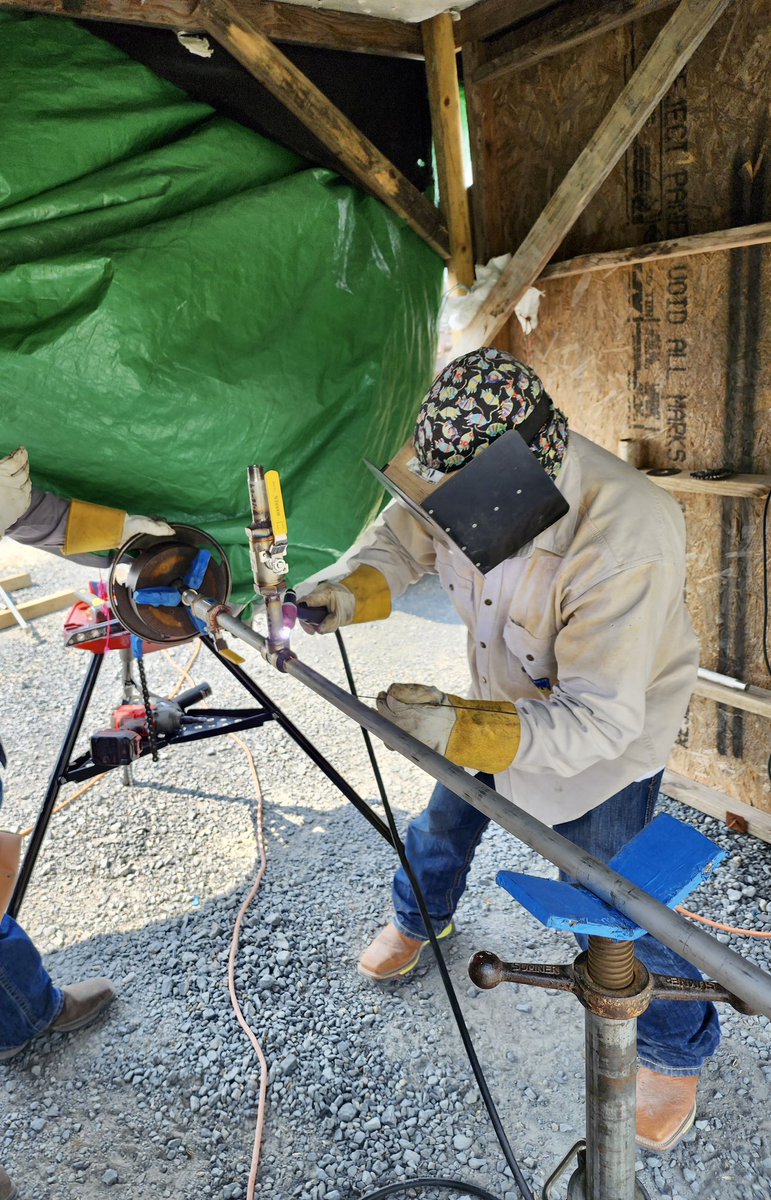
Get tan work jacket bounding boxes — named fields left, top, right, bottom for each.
left=347, top=432, right=699, bottom=826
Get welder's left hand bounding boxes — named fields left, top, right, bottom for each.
left=376, top=683, right=522, bottom=773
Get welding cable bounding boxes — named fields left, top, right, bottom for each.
left=164, top=650, right=271, bottom=1197
left=358, top=1179, right=503, bottom=1199
left=333, top=632, right=535, bottom=1200
left=676, top=907, right=771, bottom=938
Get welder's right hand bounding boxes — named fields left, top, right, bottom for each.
left=300, top=564, right=391, bottom=635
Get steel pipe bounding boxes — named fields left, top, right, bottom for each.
left=182, top=591, right=771, bottom=1019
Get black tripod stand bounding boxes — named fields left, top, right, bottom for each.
left=9, top=634, right=394, bottom=919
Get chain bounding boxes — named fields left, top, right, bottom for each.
left=136, top=655, right=159, bottom=763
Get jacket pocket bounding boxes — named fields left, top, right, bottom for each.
left=435, top=550, right=475, bottom=625
left=503, top=621, right=557, bottom=692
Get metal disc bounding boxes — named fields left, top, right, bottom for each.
left=108, top=524, right=231, bottom=645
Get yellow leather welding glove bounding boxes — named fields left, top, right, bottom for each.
left=300, top=564, right=392, bottom=634
left=376, top=683, right=521, bottom=773
left=65, top=502, right=174, bottom=555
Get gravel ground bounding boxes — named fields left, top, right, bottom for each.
left=0, top=537, right=770, bottom=1200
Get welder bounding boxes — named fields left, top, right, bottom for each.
left=0, top=445, right=173, bottom=1200
left=301, top=347, right=716, bottom=1154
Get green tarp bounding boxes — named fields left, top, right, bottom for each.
left=0, top=13, right=442, bottom=601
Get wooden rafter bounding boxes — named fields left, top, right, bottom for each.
left=422, top=13, right=475, bottom=288
left=470, top=0, right=677, bottom=84
left=457, top=0, right=557, bottom=45
left=5, top=0, right=423, bottom=56
left=454, top=0, right=733, bottom=355
left=539, top=221, right=771, bottom=281
left=199, top=0, right=449, bottom=259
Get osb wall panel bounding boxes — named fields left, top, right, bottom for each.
left=466, top=2, right=771, bottom=810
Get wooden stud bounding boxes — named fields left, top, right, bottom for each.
left=453, top=0, right=732, bottom=355
left=0, top=591, right=77, bottom=632
left=199, top=0, right=450, bottom=261
left=663, top=770, right=771, bottom=847
left=471, top=0, right=676, bottom=84
left=0, top=0, right=196, bottom=29
left=0, top=574, right=32, bottom=593
left=539, top=222, right=771, bottom=281
left=422, top=13, right=475, bottom=289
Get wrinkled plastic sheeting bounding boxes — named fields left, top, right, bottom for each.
left=0, top=13, right=442, bottom=602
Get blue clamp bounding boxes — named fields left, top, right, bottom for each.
left=496, top=813, right=727, bottom=942
left=133, top=550, right=212, bottom=632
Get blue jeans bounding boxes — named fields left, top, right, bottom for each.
left=392, top=771, right=720, bottom=1076
left=0, top=776, right=62, bottom=1052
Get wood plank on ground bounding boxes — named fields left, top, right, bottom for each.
left=0, top=591, right=76, bottom=632
left=664, top=770, right=771, bottom=846
left=454, top=0, right=732, bottom=354
left=0, top=574, right=32, bottom=594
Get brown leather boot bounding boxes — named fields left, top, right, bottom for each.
left=636, top=1066, right=698, bottom=1151
left=357, top=920, right=453, bottom=981
left=0, top=831, right=22, bottom=922
left=0, top=1164, right=17, bottom=1200
left=51, top=978, right=116, bottom=1033
left=0, top=978, right=116, bottom=1062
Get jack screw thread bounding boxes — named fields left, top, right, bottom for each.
left=587, top=936, right=636, bottom=991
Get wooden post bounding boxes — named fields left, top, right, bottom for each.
left=199, top=0, right=450, bottom=261
left=422, top=13, right=475, bottom=289
left=454, top=0, right=732, bottom=354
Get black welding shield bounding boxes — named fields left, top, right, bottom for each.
left=365, top=393, right=569, bottom=575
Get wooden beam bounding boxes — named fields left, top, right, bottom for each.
left=540, top=221, right=771, bottom=281
left=664, top=770, right=771, bottom=846
left=644, top=471, right=771, bottom=499
left=0, top=574, right=32, bottom=593
left=471, top=0, right=676, bottom=84
left=0, top=591, right=76, bottom=632
left=239, top=1, right=424, bottom=59
left=0, top=0, right=423, bottom=56
left=422, top=13, right=475, bottom=288
left=0, top=0, right=196, bottom=29
left=457, top=0, right=557, bottom=45
left=453, top=0, right=732, bottom=355
left=692, top=678, right=771, bottom=721
left=199, top=0, right=450, bottom=260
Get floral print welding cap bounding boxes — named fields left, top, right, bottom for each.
left=414, top=347, right=569, bottom=479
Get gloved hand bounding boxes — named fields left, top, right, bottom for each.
left=65, top=500, right=174, bottom=555
left=300, top=564, right=391, bottom=634
left=121, top=514, right=175, bottom=543
left=376, top=683, right=521, bottom=773
left=0, top=446, right=32, bottom=537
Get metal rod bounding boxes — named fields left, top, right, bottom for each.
left=182, top=592, right=771, bottom=1019
left=9, top=651, right=105, bottom=918
left=584, top=1011, right=639, bottom=1200
left=0, top=583, right=30, bottom=631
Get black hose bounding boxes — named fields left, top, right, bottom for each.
left=334, top=631, right=535, bottom=1200
left=358, top=1178, right=504, bottom=1199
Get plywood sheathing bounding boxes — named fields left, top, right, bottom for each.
left=465, top=2, right=771, bottom=811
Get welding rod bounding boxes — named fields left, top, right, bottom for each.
left=182, top=589, right=771, bottom=1019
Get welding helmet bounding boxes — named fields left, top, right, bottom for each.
left=366, top=348, right=570, bottom=573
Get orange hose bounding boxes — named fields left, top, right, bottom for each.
left=676, top=905, right=771, bottom=939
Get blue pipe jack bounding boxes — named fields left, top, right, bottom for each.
left=469, top=813, right=746, bottom=1200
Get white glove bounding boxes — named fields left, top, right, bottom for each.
left=0, top=446, right=32, bottom=537
left=376, top=683, right=456, bottom=754
left=121, top=514, right=176, bottom=543
left=299, top=579, right=357, bottom=634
